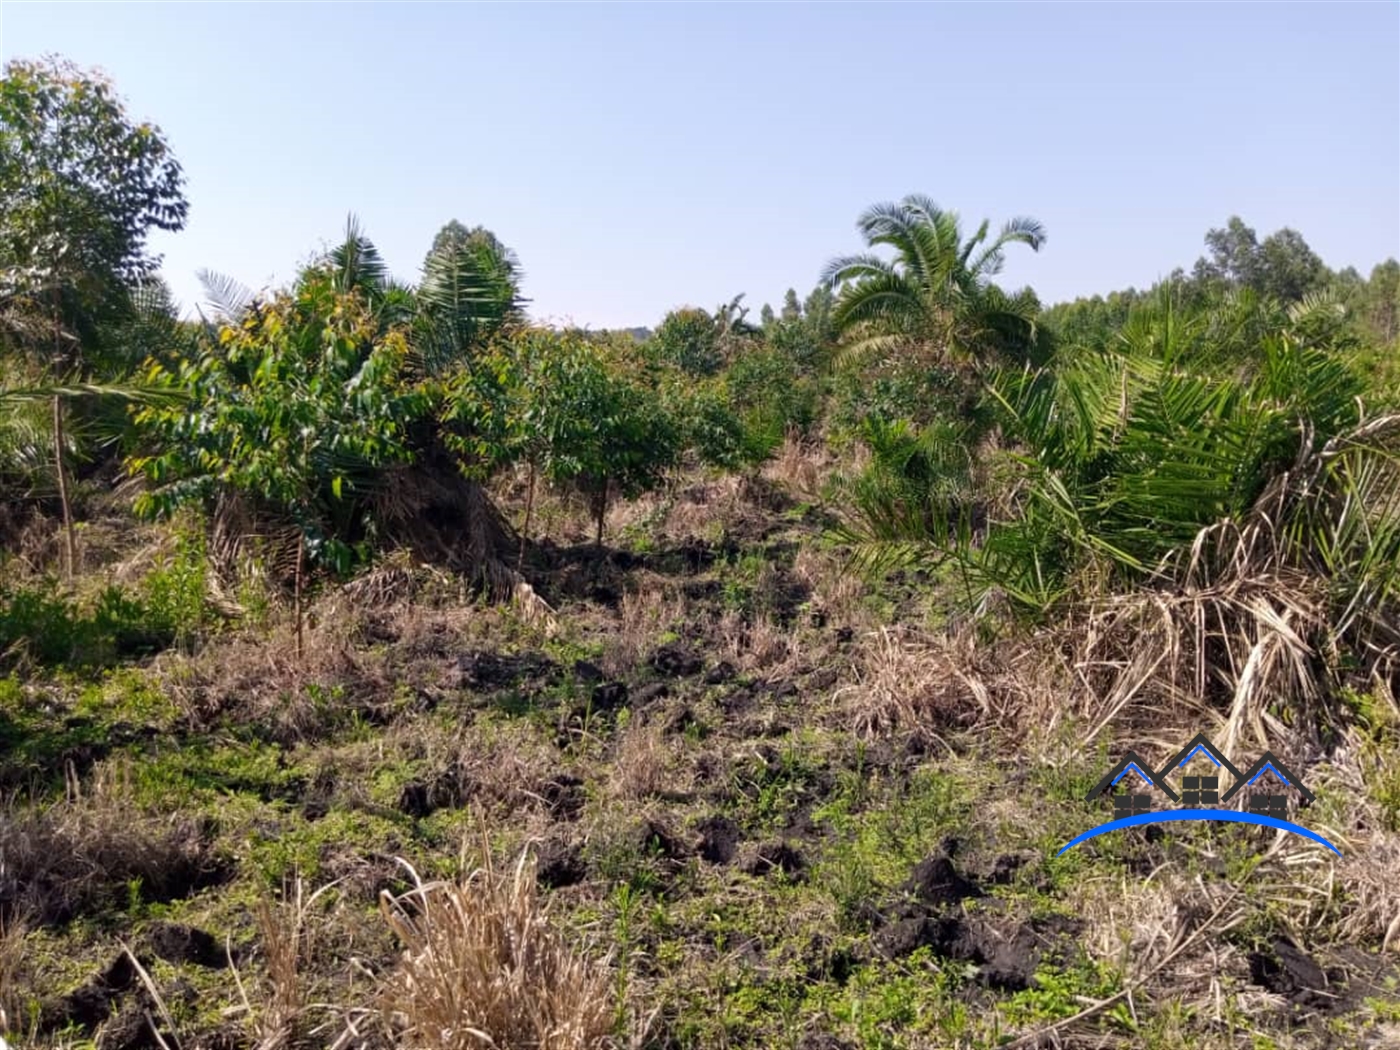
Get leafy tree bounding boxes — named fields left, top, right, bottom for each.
left=1193, top=217, right=1329, bottom=304
left=1194, top=216, right=1261, bottom=293
left=648, top=294, right=759, bottom=377
left=545, top=346, right=681, bottom=545
left=1360, top=259, right=1400, bottom=346
left=781, top=288, right=802, bottom=323
left=725, top=344, right=819, bottom=450
left=649, top=306, right=722, bottom=376
left=1, top=55, right=188, bottom=575
left=0, top=55, right=187, bottom=373
left=128, top=271, right=423, bottom=578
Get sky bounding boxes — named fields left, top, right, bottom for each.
left=2, top=2, right=1397, bottom=330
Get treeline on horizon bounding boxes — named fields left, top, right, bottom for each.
left=2, top=55, right=1398, bottom=693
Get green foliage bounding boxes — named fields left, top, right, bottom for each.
left=649, top=306, right=724, bottom=376
left=0, top=55, right=187, bottom=374
left=726, top=344, right=820, bottom=449
left=128, top=273, right=424, bottom=575
left=845, top=289, right=1400, bottom=649
left=763, top=284, right=836, bottom=371
left=1193, top=216, right=1329, bottom=304
left=416, top=219, right=526, bottom=371
left=447, top=327, right=686, bottom=541
left=0, top=581, right=177, bottom=670
left=822, top=194, right=1046, bottom=368
left=841, top=417, right=976, bottom=544
left=138, top=515, right=210, bottom=647
left=664, top=377, right=764, bottom=471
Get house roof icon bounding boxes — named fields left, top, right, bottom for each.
left=1156, top=731, right=1242, bottom=782
left=1085, top=749, right=1181, bottom=804
left=1220, top=751, right=1317, bottom=805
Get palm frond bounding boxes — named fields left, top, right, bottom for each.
left=197, top=269, right=256, bottom=323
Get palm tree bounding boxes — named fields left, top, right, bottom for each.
left=821, top=194, right=1047, bottom=368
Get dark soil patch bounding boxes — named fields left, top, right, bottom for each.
left=41, top=951, right=139, bottom=1033
left=591, top=681, right=630, bottom=710
left=145, top=921, right=228, bottom=969
left=574, top=659, right=604, bottom=682
left=96, top=994, right=170, bottom=1050
left=796, top=1034, right=856, bottom=1050
left=395, top=763, right=487, bottom=820
left=543, top=773, right=587, bottom=820
left=632, top=682, right=671, bottom=706
left=695, top=814, right=741, bottom=864
left=453, top=649, right=559, bottom=691
left=901, top=849, right=984, bottom=908
left=872, top=913, right=1081, bottom=992
left=535, top=838, right=586, bottom=889
left=738, top=839, right=806, bottom=877
left=1249, top=938, right=1347, bottom=1011
left=704, top=661, right=736, bottom=685
left=650, top=643, right=702, bottom=678
left=630, top=818, right=689, bottom=862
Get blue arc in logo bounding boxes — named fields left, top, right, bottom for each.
left=1058, top=809, right=1341, bottom=856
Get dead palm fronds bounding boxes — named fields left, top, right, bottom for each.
left=842, top=292, right=1400, bottom=744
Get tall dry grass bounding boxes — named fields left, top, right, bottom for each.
left=376, top=841, right=613, bottom=1050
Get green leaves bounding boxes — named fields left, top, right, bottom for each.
left=1, top=55, right=187, bottom=372
left=842, top=289, right=1395, bottom=630
left=127, top=285, right=420, bottom=574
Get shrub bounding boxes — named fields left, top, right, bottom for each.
left=0, top=582, right=173, bottom=670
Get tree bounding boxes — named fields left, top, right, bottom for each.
left=1, top=55, right=188, bottom=576
left=1, top=55, right=187, bottom=371
left=452, top=329, right=672, bottom=560
left=1257, top=228, right=1328, bottom=303
left=781, top=288, right=802, bottom=323
left=1193, top=217, right=1328, bottom=304
left=1194, top=216, right=1261, bottom=292
left=821, top=194, right=1047, bottom=368
left=417, top=220, right=527, bottom=370
left=1360, top=259, right=1400, bottom=346
left=649, top=306, right=722, bottom=376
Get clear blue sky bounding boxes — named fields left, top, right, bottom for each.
left=3, top=2, right=1397, bottom=329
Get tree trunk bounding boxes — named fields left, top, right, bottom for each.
left=518, top=459, right=536, bottom=571
left=594, top=477, right=608, bottom=548
left=294, top=532, right=305, bottom=663
left=53, top=395, right=76, bottom=581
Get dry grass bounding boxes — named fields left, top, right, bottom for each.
left=835, top=626, right=1014, bottom=743
left=0, top=792, right=223, bottom=927
left=608, top=719, right=678, bottom=802
left=761, top=432, right=832, bottom=504
left=0, top=916, right=24, bottom=1035
left=602, top=585, right=688, bottom=679
left=715, top=610, right=795, bottom=675
left=376, top=840, right=613, bottom=1050
left=230, top=877, right=341, bottom=1050
left=793, top=546, right=867, bottom=631
left=157, top=613, right=392, bottom=742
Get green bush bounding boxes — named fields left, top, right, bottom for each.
left=0, top=582, right=174, bottom=670
left=138, top=519, right=210, bottom=647
left=725, top=345, right=820, bottom=449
